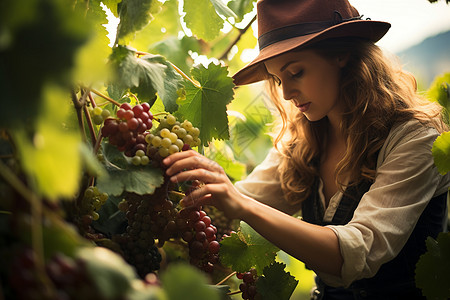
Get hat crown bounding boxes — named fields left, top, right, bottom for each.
left=257, top=0, right=360, bottom=38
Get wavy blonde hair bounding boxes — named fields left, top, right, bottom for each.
left=265, top=37, right=446, bottom=205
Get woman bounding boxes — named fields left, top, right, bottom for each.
left=163, top=0, right=450, bottom=298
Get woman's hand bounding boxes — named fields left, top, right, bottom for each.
left=163, top=150, right=251, bottom=220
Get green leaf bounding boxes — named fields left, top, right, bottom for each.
left=12, top=84, right=82, bottom=200
left=0, top=0, right=90, bottom=128
left=149, top=35, right=201, bottom=76
left=139, top=55, right=184, bottom=112
left=210, top=0, right=237, bottom=19
left=77, top=247, right=136, bottom=299
left=130, top=0, right=181, bottom=51
left=96, top=142, right=164, bottom=196
left=177, top=62, right=235, bottom=146
left=109, top=46, right=182, bottom=109
left=415, top=232, right=450, bottom=300
left=79, top=143, right=106, bottom=178
left=432, top=132, right=450, bottom=175
left=161, top=263, right=221, bottom=300
left=102, top=0, right=122, bottom=17
left=227, top=0, right=256, bottom=22
left=256, top=262, right=299, bottom=300
left=427, top=73, right=450, bottom=124
left=117, top=0, right=162, bottom=44
left=206, top=141, right=246, bottom=182
left=219, top=221, right=279, bottom=275
left=183, top=0, right=224, bottom=41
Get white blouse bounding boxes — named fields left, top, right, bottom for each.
left=235, top=119, right=450, bottom=287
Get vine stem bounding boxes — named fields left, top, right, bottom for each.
left=135, top=51, right=201, bottom=89
left=71, top=89, right=88, bottom=142
left=227, top=290, right=242, bottom=296
left=88, top=87, right=121, bottom=107
left=219, top=14, right=257, bottom=61
left=216, top=271, right=237, bottom=286
left=83, top=104, right=97, bottom=146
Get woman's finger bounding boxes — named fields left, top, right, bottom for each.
left=169, top=168, right=225, bottom=184
left=164, top=150, right=223, bottom=176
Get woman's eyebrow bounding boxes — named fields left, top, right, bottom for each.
left=280, top=60, right=296, bottom=72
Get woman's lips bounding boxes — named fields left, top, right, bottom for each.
left=297, top=102, right=311, bottom=112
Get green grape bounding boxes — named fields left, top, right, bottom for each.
left=171, top=125, right=180, bottom=132
left=131, top=156, right=141, bottom=165
left=182, top=120, right=193, bottom=131
left=136, top=150, right=145, bottom=157
left=151, top=136, right=162, bottom=147
left=101, top=108, right=111, bottom=119
left=176, top=127, right=187, bottom=138
left=175, top=139, right=184, bottom=149
left=158, top=147, right=169, bottom=158
left=168, top=144, right=179, bottom=155
left=168, top=132, right=178, bottom=143
left=84, top=187, right=95, bottom=198
left=93, top=114, right=104, bottom=125
left=167, top=114, right=177, bottom=125
left=183, top=134, right=194, bottom=145
left=145, top=134, right=154, bottom=144
left=190, top=127, right=200, bottom=137
left=193, top=137, right=201, bottom=147
left=160, top=128, right=170, bottom=138
left=91, top=211, right=100, bottom=221
left=161, top=137, right=171, bottom=149
left=93, top=107, right=103, bottom=115
left=141, top=156, right=150, bottom=165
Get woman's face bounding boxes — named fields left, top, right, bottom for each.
left=264, top=49, right=346, bottom=122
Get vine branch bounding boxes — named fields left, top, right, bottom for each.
left=219, top=14, right=257, bottom=61
left=216, top=271, right=236, bottom=286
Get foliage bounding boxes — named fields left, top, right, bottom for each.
left=415, top=232, right=450, bottom=300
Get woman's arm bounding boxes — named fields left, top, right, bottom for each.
left=163, top=150, right=343, bottom=276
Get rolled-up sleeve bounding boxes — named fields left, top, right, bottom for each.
left=319, top=121, right=449, bottom=287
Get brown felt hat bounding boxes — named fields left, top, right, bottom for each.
left=232, top=0, right=391, bottom=85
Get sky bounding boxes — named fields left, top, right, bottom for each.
left=349, top=0, right=450, bottom=53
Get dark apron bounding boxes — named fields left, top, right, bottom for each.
left=302, top=178, right=448, bottom=300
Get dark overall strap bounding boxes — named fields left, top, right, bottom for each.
left=302, top=178, right=448, bottom=299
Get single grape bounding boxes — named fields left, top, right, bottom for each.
left=168, top=132, right=178, bottom=143
left=120, top=103, right=132, bottom=111
left=151, top=136, right=162, bottom=147
left=168, top=144, right=179, bottom=155
left=160, top=128, right=170, bottom=138
left=167, top=114, right=176, bottom=125
left=161, top=137, right=171, bottom=149
left=93, top=107, right=103, bottom=115
left=158, top=147, right=169, bottom=158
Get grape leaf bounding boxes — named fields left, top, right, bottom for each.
left=427, top=73, right=450, bottom=124
left=96, top=142, right=164, bottom=196
left=432, top=132, right=450, bottom=175
left=415, top=232, right=450, bottom=300
left=77, top=247, right=136, bottom=299
left=109, top=46, right=183, bottom=110
left=12, top=84, right=82, bottom=200
left=227, top=0, right=256, bottom=22
left=0, top=0, right=90, bottom=128
left=161, top=263, right=221, bottom=300
left=140, top=55, right=184, bottom=112
left=210, top=0, right=237, bottom=19
left=256, top=262, right=299, bottom=300
left=117, top=0, right=162, bottom=44
left=219, top=221, right=279, bottom=275
left=183, top=0, right=224, bottom=41
left=177, top=62, right=235, bottom=146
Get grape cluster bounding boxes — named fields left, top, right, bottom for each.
left=203, top=206, right=239, bottom=241
left=114, top=191, right=168, bottom=278
left=8, top=248, right=106, bottom=300
left=88, top=106, right=111, bottom=125
left=237, top=269, right=259, bottom=300
left=146, top=115, right=201, bottom=160
left=80, top=186, right=108, bottom=222
left=101, top=102, right=153, bottom=157
left=177, top=206, right=220, bottom=273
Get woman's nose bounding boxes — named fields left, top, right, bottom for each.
left=282, top=81, right=299, bottom=101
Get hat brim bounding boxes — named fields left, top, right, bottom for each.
left=232, top=20, right=391, bottom=86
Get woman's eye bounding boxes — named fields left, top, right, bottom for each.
left=292, top=70, right=303, bottom=78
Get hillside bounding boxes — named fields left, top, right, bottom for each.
left=397, top=30, right=450, bottom=88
